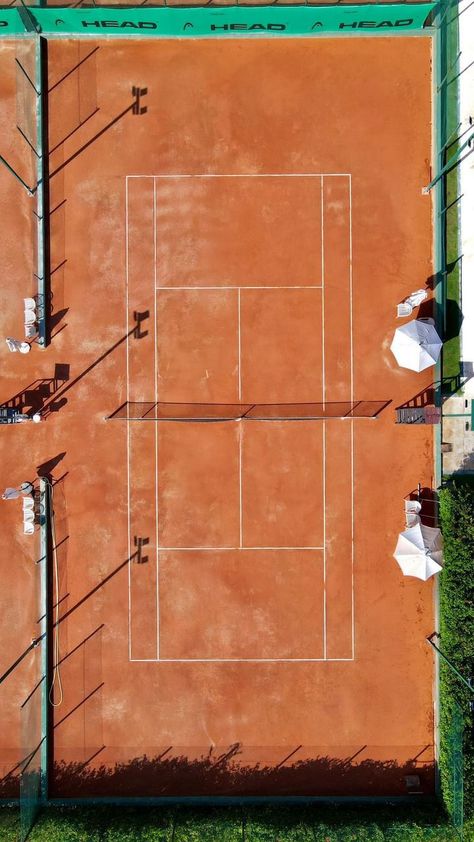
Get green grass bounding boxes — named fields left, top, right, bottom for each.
left=2, top=805, right=473, bottom=842
left=443, top=164, right=461, bottom=386
left=438, top=478, right=474, bottom=825
left=441, top=6, right=462, bottom=390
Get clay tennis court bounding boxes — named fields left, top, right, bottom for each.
left=0, top=34, right=436, bottom=797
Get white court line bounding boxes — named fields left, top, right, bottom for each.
left=157, top=546, right=325, bottom=551
left=239, top=425, right=243, bottom=548
left=154, top=176, right=160, bottom=661
left=128, top=173, right=351, bottom=179
left=125, top=172, right=354, bottom=665
left=321, top=176, right=325, bottom=408
left=238, top=287, right=242, bottom=548
left=237, top=288, right=242, bottom=401
left=155, top=285, right=323, bottom=291
left=349, top=174, right=355, bottom=661
left=322, top=423, right=327, bottom=662
left=321, top=176, right=327, bottom=662
left=131, top=658, right=354, bottom=663
left=125, top=177, right=132, bottom=663
left=349, top=175, right=354, bottom=409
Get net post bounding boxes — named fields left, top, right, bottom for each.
left=427, top=632, right=474, bottom=695
left=422, top=130, right=474, bottom=194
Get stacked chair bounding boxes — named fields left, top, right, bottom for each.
left=24, top=298, right=38, bottom=339
left=22, top=495, right=35, bottom=535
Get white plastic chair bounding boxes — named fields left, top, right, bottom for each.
left=406, top=289, right=428, bottom=308
left=23, top=510, right=35, bottom=525
left=5, top=338, right=30, bottom=353
left=23, top=521, right=35, bottom=535
left=405, top=499, right=422, bottom=514
left=24, top=309, right=36, bottom=326
left=405, top=512, right=421, bottom=528
left=397, top=302, right=413, bottom=318
left=25, top=324, right=36, bottom=339
left=22, top=497, right=35, bottom=511
left=24, top=298, right=36, bottom=311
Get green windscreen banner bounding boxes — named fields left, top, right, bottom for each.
left=0, top=4, right=436, bottom=38
left=0, top=9, right=30, bottom=35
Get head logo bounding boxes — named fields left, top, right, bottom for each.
left=210, top=22, right=286, bottom=31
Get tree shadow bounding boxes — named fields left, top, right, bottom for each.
left=35, top=745, right=437, bottom=799
left=0, top=744, right=435, bottom=799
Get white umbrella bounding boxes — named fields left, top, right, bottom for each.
left=390, top=320, right=442, bottom=371
left=393, top=523, right=443, bottom=580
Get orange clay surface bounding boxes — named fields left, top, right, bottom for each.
left=0, top=36, right=436, bottom=796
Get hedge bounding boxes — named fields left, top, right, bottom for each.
left=1, top=805, right=473, bottom=842
left=438, top=478, right=474, bottom=821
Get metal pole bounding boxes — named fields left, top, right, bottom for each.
left=427, top=634, right=474, bottom=694
left=422, top=131, right=474, bottom=193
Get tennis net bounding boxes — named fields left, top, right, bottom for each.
left=107, top=400, right=390, bottom=422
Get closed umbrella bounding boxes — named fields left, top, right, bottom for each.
left=390, top=320, right=442, bottom=371
left=393, top=523, right=443, bottom=580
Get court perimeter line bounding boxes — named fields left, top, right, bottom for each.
left=125, top=177, right=132, bottom=663
left=131, top=658, right=355, bottom=663
left=125, top=172, right=353, bottom=663
left=238, top=288, right=242, bottom=401
left=349, top=174, right=355, bottom=661
left=321, top=176, right=325, bottom=408
left=322, top=423, right=327, bottom=661
left=156, top=546, right=325, bottom=551
left=155, top=285, right=323, bottom=291
left=128, top=173, right=351, bottom=179
left=154, top=177, right=160, bottom=661
left=239, top=425, right=243, bottom=548
left=321, top=176, right=327, bottom=661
